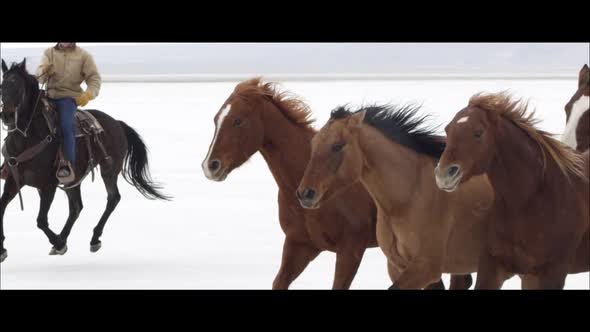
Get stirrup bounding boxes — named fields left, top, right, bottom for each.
left=0, top=163, right=8, bottom=180
left=56, top=162, right=75, bottom=184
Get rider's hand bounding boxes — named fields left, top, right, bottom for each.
left=75, top=91, right=93, bottom=107
left=39, top=64, right=55, bottom=78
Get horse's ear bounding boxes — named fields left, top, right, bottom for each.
left=18, top=58, right=27, bottom=70
left=580, top=64, right=590, bottom=87
left=347, top=110, right=365, bottom=130
left=1, top=59, right=7, bottom=73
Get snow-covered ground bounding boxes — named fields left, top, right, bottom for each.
left=1, top=79, right=588, bottom=289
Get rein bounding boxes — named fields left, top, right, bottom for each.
left=6, top=85, right=44, bottom=137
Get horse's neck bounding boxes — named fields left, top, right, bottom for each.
left=357, top=125, right=430, bottom=211
left=562, top=94, right=589, bottom=149
left=488, top=119, right=545, bottom=208
left=258, top=103, right=315, bottom=192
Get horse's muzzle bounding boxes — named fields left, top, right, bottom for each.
left=434, top=163, right=463, bottom=192
left=296, top=188, right=321, bottom=209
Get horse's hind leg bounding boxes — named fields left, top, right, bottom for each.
left=52, top=186, right=83, bottom=250
left=90, top=172, right=121, bottom=253
left=37, top=186, right=67, bottom=255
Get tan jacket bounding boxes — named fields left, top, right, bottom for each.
left=36, top=45, right=102, bottom=100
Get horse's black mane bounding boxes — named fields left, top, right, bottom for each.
left=330, top=104, right=446, bottom=159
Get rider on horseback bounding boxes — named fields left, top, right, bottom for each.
left=35, top=42, right=102, bottom=183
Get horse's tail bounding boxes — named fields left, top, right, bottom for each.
left=119, top=121, right=171, bottom=201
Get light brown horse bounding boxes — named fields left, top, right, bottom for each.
left=435, top=92, right=590, bottom=289
left=201, top=78, right=468, bottom=289
left=297, top=104, right=492, bottom=289
left=562, top=64, right=589, bottom=152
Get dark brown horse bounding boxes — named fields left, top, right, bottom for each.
left=562, top=64, right=589, bottom=152
left=435, top=92, right=589, bottom=289
left=201, top=78, right=469, bottom=289
left=0, top=59, right=169, bottom=263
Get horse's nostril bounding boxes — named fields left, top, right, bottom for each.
left=209, top=160, right=221, bottom=171
left=303, top=188, right=316, bottom=200
left=448, top=165, right=460, bottom=177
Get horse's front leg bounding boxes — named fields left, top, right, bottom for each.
left=333, top=247, right=365, bottom=289
left=474, top=249, right=513, bottom=289
left=272, top=238, right=321, bottom=289
left=0, top=177, right=22, bottom=263
left=36, top=185, right=67, bottom=255
left=390, top=262, right=443, bottom=290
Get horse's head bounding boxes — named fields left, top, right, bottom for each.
left=201, top=84, right=266, bottom=182
left=564, top=64, right=590, bottom=122
left=435, top=102, right=497, bottom=192
left=296, top=107, right=365, bottom=209
left=1, top=58, right=37, bottom=127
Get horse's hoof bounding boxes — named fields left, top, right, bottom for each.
left=49, top=244, right=68, bottom=256
left=0, top=250, right=7, bottom=263
left=90, top=242, right=102, bottom=253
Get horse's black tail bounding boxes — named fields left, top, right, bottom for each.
left=119, top=121, right=171, bottom=201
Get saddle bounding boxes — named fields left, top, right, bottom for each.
left=40, top=94, right=111, bottom=188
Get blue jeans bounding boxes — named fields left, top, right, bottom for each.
left=51, top=98, right=77, bottom=165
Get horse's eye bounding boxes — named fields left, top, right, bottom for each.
left=474, top=130, right=484, bottom=139
left=233, top=118, right=242, bottom=127
left=331, top=142, right=345, bottom=152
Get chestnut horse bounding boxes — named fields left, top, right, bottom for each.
left=297, top=104, right=490, bottom=289
left=562, top=64, right=589, bottom=152
left=201, top=78, right=468, bottom=289
left=435, top=92, right=589, bottom=289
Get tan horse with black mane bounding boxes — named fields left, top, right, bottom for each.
left=201, top=78, right=471, bottom=289
left=435, top=92, right=589, bottom=289
left=297, top=104, right=490, bottom=289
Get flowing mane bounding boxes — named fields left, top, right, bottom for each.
left=233, top=77, right=315, bottom=130
left=330, top=104, right=446, bottom=159
left=469, top=92, right=587, bottom=180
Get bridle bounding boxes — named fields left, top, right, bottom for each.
left=1, top=80, right=45, bottom=138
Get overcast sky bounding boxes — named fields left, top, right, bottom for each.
left=1, top=43, right=588, bottom=77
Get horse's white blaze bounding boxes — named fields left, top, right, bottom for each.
left=456, top=116, right=469, bottom=124
left=202, top=104, right=231, bottom=178
left=562, top=95, right=589, bottom=149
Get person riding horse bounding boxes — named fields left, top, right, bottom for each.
left=1, top=42, right=102, bottom=183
